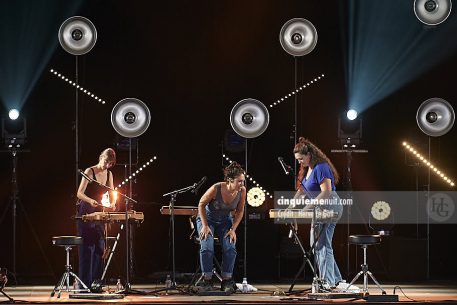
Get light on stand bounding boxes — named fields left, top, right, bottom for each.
left=338, top=111, right=362, bottom=148
left=8, top=109, right=20, bottom=120
left=1, top=115, right=27, bottom=148
left=346, top=109, right=358, bottom=120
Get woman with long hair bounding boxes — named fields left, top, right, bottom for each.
left=293, top=137, right=343, bottom=290
left=76, top=148, right=117, bottom=290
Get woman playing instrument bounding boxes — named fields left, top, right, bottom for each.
left=76, top=148, right=116, bottom=290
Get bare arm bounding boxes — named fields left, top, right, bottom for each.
left=105, top=171, right=116, bottom=211
left=198, top=184, right=217, bottom=239
left=224, top=186, right=246, bottom=243
left=77, top=168, right=98, bottom=207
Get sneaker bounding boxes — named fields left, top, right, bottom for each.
left=221, top=279, right=237, bottom=294
left=320, top=281, right=332, bottom=292
left=334, top=281, right=360, bottom=292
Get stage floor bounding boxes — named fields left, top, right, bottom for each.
left=2, top=282, right=457, bottom=304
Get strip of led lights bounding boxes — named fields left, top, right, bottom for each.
left=222, top=154, right=273, bottom=198
left=402, top=142, right=454, bottom=187
left=49, top=69, right=107, bottom=105
left=116, top=157, right=158, bottom=189
left=269, top=73, right=325, bottom=108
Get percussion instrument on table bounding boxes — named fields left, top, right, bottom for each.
left=81, top=210, right=144, bottom=222
left=160, top=205, right=198, bottom=216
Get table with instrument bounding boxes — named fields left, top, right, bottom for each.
left=81, top=210, right=144, bottom=222
left=160, top=205, right=198, bottom=216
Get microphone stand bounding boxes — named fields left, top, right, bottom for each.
left=150, top=182, right=198, bottom=295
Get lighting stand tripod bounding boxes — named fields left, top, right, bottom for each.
left=0, top=146, right=30, bottom=278
left=150, top=182, right=199, bottom=295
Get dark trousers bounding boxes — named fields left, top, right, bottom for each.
left=77, top=220, right=105, bottom=287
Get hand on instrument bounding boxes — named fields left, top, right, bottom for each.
left=224, top=228, right=236, bottom=244
left=90, top=199, right=99, bottom=207
left=199, top=225, right=212, bottom=240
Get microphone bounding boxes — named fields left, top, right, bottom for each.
left=192, top=176, right=207, bottom=195
left=278, top=157, right=293, bottom=175
left=79, top=169, right=92, bottom=183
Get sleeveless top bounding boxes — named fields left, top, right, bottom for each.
left=204, top=183, right=241, bottom=221
left=77, top=168, right=110, bottom=216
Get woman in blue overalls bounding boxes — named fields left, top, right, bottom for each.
left=196, top=162, right=246, bottom=293
left=293, top=137, right=343, bottom=290
left=76, top=148, right=116, bottom=289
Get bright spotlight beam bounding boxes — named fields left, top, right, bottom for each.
left=341, top=1, right=457, bottom=113
left=0, top=1, right=82, bottom=110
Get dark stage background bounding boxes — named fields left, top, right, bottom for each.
left=0, top=0, right=456, bottom=285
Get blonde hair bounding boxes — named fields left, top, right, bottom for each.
left=99, top=148, right=116, bottom=165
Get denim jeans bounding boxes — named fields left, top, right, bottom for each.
left=196, top=216, right=237, bottom=279
left=310, top=201, right=343, bottom=287
left=312, top=222, right=342, bottom=286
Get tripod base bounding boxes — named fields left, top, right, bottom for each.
left=1, top=289, right=14, bottom=302
left=345, top=237, right=386, bottom=295
left=150, top=282, right=189, bottom=295
left=50, top=269, right=90, bottom=298
left=114, top=282, right=149, bottom=295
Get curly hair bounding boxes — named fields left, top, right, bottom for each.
left=293, top=137, right=339, bottom=189
left=223, top=161, right=245, bottom=181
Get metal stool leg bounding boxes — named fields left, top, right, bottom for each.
left=51, top=246, right=90, bottom=297
left=344, top=244, right=385, bottom=294
left=367, top=271, right=386, bottom=294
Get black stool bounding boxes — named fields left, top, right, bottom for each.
left=345, top=235, right=386, bottom=294
left=51, top=236, right=90, bottom=297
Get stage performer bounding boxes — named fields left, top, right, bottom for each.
left=196, top=161, right=246, bottom=293
left=293, top=137, right=343, bottom=290
left=76, top=148, right=117, bottom=290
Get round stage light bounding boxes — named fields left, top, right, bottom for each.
left=247, top=187, right=266, bottom=207
left=8, top=109, right=20, bottom=120
left=371, top=201, right=391, bottom=221
left=346, top=109, right=358, bottom=121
